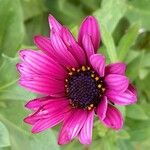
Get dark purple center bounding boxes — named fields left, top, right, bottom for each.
left=65, top=67, right=105, bottom=110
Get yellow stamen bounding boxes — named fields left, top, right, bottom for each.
left=82, top=66, right=86, bottom=71
left=77, top=69, right=80, bottom=72
left=91, top=74, right=95, bottom=78
left=87, top=106, right=92, bottom=110
left=95, top=77, right=99, bottom=81
left=69, top=72, right=73, bottom=75
left=72, top=68, right=76, bottom=71
left=87, top=67, right=91, bottom=70
left=102, top=88, right=105, bottom=92
left=90, top=104, right=94, bottom=108
left=98, top=84, right=102, bottom=88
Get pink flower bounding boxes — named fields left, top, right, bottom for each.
left=17, top=15, right=137, bottom=145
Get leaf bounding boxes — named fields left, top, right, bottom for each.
left=0, top=122, right=10, bottom=148
left=125, top=0, right=150, bottom=31
left=100, top=24, right=118, bottom=62
left=126, top=52, right=144, bottom=81
left=0, top=111, right=60, bottom=150
left=0, top=54, right=18, bottom=88
left=117, top=130, right=130, bottom=139
left=117, top=24, right=139, bottom=61
left=126, top=104, right=149, bottom=120
left=20, top=0, right=46, bottom=21
left=126, top=119, right=150, bottom=141
left=0, top=54, right=35, bottom=101
left=0, top=0, right=24, bottom=57
left=94, top=0, right=126, bottom=33
left=117, top=140, right=134, bottom=150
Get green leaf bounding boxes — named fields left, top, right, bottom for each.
left=126, top=119, right=150, bottom=141
left=126, top=51, right=144, bottom=81
left=0, top=54, right=18, bottom=89
left=100, top=24, right=118, bottom=62
left=117, top=130, right=130, bottom=140
left=126, top=0, right=150, bottom=31
left=126, top=104, right=149, bottom=120
left=0, top=54, right=35, bottom=101
left=118, top=24, right=139, bottom=61
left=0, top=122, right=10, bottom=148
left=20, top=0, right=46, bottom=21
left=0, top=115, right=60, bottom=150
left=117, top=140, right=134, bottom=150
left=0, top=0, right=24, bottom=57
left=94, top=0, right=126, bottom=33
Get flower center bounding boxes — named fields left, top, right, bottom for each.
left=65, top=66, right=105, bottom=110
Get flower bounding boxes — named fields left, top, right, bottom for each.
left=17, top=15, right=137, bottom=145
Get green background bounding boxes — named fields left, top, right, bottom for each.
left=0, top=0, right=150, bottom=149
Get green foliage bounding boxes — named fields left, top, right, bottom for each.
left=0, top=0, right=150, bottom=149
left=0, top=0, right=24, bottom=57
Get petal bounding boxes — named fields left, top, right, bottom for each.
left=58, top=109, right=87, bottom=145
left=24, top=97, right=70, bottom=126
left=48, top=14, right=62, bottom=33
left=34, top=36, right=56, bottom=58
left=105, top=62, right=126, bottom=75
left=97, top=96, right=108, bottom=120
left=79, top=110, right=94, bottom=145
left=82, top=34, right=94, bottom=61
left=51, top=30, right=79, bottom=68
left=19, top=50, right=67, bottom=79
left=16, top=63, right=35, bottom=76
left=25, top=96, right=53, bottom=110
left=106, top=84, right=137, bottom=105
left=102, top=104, right=123, bottom=130
left=19, top=76, right=65, bottom=95
left=78, top=16, right=100, bottom=51
left=90, top=54, right=105, bottom=77
left=128, top=84, right=137, bottom=98
left=61, top=27, right=86, bottom=65
left=105, top=74, right=129, bottom=93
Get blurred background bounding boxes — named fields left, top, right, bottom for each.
left=0, top=0, right=150, bottom=150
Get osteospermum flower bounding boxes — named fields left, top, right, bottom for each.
left=17, top=15, right=137, bottom=145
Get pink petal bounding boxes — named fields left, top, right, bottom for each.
left=78, top=16, right=100, bottom=51
left=128, top=84, right=137, bottom=98
left=102, top=104, right=123, bottom=130
left=31, top=106, right=70, bottom=133
left=51, top=30, right=79, bottom=68
left=48, top=14, right=62, bottom=34
left=97, top=96, right=108, bottom=121
left=34, top=36, right=56, bottom=58
left=105, top=62, right=126, bottom=75
left=24, top=97, right=70, bottom=126
left=25, top=96, right=53, bottom=110
left=106, top=84, right=137, bottom=105
left=90, top=54, right=105, bottom=77
left=19, top=50, right=67, bottom=79
left=82, top=34, right=94, bottom=61
left=16, top=63, right=35, bottom=76
left=79, top=110, right=94, bottom=145
left=58, top=109, right=88, bottom=145
left=19, top=76, right=65, bottom=95
left=62, top=27, right=86, bottom=65
left=105, top=74, right=129, bottom=93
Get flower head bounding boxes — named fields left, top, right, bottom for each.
left=17, top=15, right=137, bottom=145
